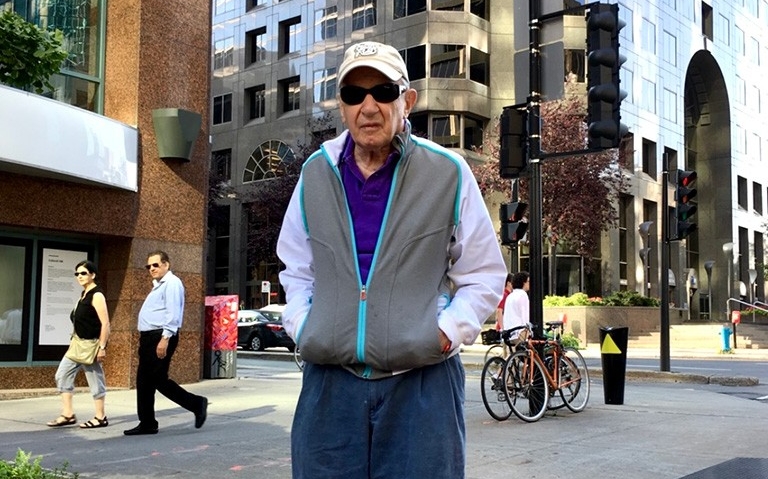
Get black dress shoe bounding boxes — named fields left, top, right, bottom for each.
left=123, top=424, right=158, bottom=436
left=195, top=397, right=208, bottom=429
left=195, top=398, right=208, bottom=429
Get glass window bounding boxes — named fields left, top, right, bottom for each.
left=21, top=0, right=105, bottom=112
left=469, top=48, right=489, bottom=85
left=213, top=205, right=230, bottom=284
left=432, top=114, right=460, bottom=147
left=212, top=149, right=232, bottom=181
left=462, top=115, right=484, bottom=150
left=564, top=49, right=585, bottom=83
left=641, top=18, right=656, bottom=54
left=246, top=27, right=267, bottom=65
left=469, top=0, right=487, bottom=19
left=432, top=0, right=462, bottom=11
left=754, top=182, right=764, bottom=215
left=243, top=140, right=297, bottom=183
left=641, top=138, right=656, bottom=178
left=662, top=30, right=677, bottom=66
left=431, top=44, right=465, bottom=78
left=213, top=93, right=232, bottom=125
left=279, top=76, right=301, bottom=113
left=641, top=78, right=656, bottom=113
left=315, top=6, right=337, bottom=40
left=313, top=68, right=337, bottom=103
left=47, top=74, right=98, bottom=111
left=394, top=0, right=426, bottom=18
left=352, top=0, right=376, bottom=30
left=245, top=84, right=266, bottom=121
left=737, top=176, right=748, bottom=209
left=214, top=36, right=235, bottom=69
left=215, top=0, right=236, bottom=14
left=400, top=45, right=426, bottom=81
left=618, top=4, right=633, bottom=43
left=279, top=17, right=301, bottom=56
left=701, top=2, right=713, bottom=40
left=0, top=242, right=26, bottom=347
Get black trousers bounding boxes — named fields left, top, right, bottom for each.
left=136, top=330, right=202, bottom=428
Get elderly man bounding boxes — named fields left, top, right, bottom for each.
left=277, top=41, right=506, bottom=478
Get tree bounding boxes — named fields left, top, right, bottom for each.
left=471, top=81, right=627, bottom=262
left=244, top=112, right=338, bottom=276
left=0, top=10, right=67, bottom=93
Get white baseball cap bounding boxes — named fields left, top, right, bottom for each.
left=338, top=41, right=410, bottom=85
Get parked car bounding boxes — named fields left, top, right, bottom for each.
left=257, top=303, right=285, bottom=322
left=237, top=306, right=294, bottom=352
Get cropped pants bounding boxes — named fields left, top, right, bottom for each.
left=54, top=356, right=107, bottom=399
left=291, top=355, right=466, bottom=479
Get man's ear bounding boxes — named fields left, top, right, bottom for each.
left=403, top=88, right=418, bottom=117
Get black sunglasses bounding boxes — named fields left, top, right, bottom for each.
left=145, top=263, right=162, bottom=270
left=74, top=271, right=90, bottom=277
left=339, top=83, right=406, bottom=105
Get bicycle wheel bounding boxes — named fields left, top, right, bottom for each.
left=294, top=347, right=304, bottom=370
left=480, top=356, right=512, bottom=421
left=544, top=354, right=566, bottom=410
left=483, top=343, right=504, bottom=363
left=558, top=347, right=590, bottom=413
left=504, top=351, right=549, bottom=423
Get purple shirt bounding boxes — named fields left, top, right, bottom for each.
left=339, top=135, right=399, bottom=284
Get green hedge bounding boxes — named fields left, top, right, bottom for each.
left=543, top=291, right=660, bottom=307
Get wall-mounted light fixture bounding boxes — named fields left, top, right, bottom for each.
left=151, top=108, right=202, bottom=161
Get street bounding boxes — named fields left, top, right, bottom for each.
left=1, top=354, right=767, bottom=479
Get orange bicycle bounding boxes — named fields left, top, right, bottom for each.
left=503, top=321, right=590, bottom=422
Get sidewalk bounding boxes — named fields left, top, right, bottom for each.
left=2, top=368, right=768, bottom=478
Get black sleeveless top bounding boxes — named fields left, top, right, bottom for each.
left=71, top=286, right=104, bottom=340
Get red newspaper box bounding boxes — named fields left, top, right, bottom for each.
left=204, top=295, right=239, bottom=379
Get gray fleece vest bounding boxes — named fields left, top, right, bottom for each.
left=298, top=133, right=462, bottom=379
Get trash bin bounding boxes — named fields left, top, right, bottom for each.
left=720, top=325, right=732, bottom=352
left=203, top=295, right=239, bottom=379
left=599, top=326, right=629, bottom=405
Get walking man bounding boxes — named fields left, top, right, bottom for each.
left=124, top=250, right=208, bottom=436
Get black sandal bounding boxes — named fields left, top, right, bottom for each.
left=80, top=416, right=108, bottom=428
left=47, top=415, right=76, bottom=427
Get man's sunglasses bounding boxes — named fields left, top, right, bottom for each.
left=339, top=83, right=406, bottom=105
left=145, top=263, right=162, bottom=270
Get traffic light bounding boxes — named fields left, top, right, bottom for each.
left=674, top=169, right=697, bottom=240
left=500, top=202, right=528, bottom=245
left=499, top=106, right=528, bottom=179
left=586, top=3, right=628, bottom=149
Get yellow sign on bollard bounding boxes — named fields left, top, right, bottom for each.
left=601, top=333, right=622, bottom=354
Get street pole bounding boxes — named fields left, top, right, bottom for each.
left=528, top=0, right=544, bottom=340
left=660, top=155, right=671, bottom=372
left=511, top=179, right=519, bottom=273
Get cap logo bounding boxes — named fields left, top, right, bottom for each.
left=353, top=42, right=380, bottom=58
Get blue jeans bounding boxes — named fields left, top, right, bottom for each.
left=291, top=355, right=466, bottom=479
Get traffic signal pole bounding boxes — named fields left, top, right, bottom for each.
left=660, top=157, right=671, bottom=372
left=528, top=0, right=544, bottom=339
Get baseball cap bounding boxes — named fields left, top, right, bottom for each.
left=337, top=41, right=410, bottom=85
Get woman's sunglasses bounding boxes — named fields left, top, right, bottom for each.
left=74, top=271, right=90, bottom=277
left=339, top=83, right=406, bottom=105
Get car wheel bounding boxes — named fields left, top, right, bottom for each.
left=249, top=334, right=264, bottom=351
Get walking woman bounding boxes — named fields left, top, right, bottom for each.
left=47, top=260, right=110, bottom=429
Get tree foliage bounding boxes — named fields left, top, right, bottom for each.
left=245, top=112, right=338, bottom=267
left=0, top=10, right=67, bottom=93
left=470, top=82, right=627, bottom=260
